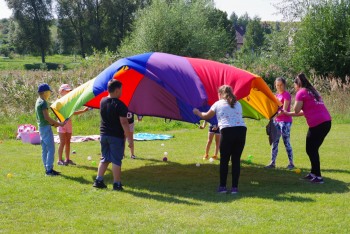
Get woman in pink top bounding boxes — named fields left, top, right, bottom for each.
left=57, top=84, right=89, bottom=166
left=265, top=77, right=295, bottom=169
left=284, top=73, right=331, bottom=184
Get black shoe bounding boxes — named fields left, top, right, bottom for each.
left=265, top=164, right=275, bottom=169
left=310, top=176, right=324, bottom=184
left=300, top=173, right=315, bottom=181
left=113, top=183, right=123, bottom=191
left=93, top=179, right=107, bottom=189
left=46, top=169, right=61, bottom=176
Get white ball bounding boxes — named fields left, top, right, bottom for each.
left=196, top=163, right=200, bottom=167
left=87, top=156, right=92, bottom=161
left=164, top=152, right=168, bottom=156
left=209, top=158, right=214, bottom=163
left=161, top=143, right=165, bottom=147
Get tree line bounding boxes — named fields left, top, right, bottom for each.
left=1, top=0, right=349, bottom=78
left=1, top=0, right=267, bottom=62
left=3, top=0, right=151, bottom=62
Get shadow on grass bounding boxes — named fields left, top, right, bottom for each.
left=321, top=168, right=350, bottom=174
left=125, top=190, right=199, bottom=205
left=119, top=159, right=349, bottom=204
left=61, top=165, right=112, bottom=185
left=60, top=174, right=92, bottom=185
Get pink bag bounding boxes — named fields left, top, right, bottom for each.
left=16, top=124, right=37, bottom=139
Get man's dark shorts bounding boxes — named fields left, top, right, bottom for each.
left=100, top=135, right=124, bottom=166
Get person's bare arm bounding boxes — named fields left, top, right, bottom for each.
left=73, top=107, right=89, bottom=115
left=283, top=100, right=290, bottom=112
left=43, top=109, right=64, bottom=127
left=193, top=108, right=216, bottom=120
left=120, top=117, right=133, bottom=148
left=212, top=125, right=219, bottom=131
left=199, top=121, right=207, bottom=129
left=276, top=99, right=291, bottom=117
left=283, top=101, right=304, bottom=117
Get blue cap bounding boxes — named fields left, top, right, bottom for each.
left=38, top=83, right=52, bottom=93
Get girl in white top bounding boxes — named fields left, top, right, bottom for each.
left=193, top=85, right=247, bottom=194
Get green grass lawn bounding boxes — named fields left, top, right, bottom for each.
left=1, top=120, right=349, bottom=233
left=0, top=54, right=82, bottom=70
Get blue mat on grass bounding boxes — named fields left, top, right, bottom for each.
left=133, top=133, right=173, bottom=141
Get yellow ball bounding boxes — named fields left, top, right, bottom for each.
left=295, top=168, right=301, bottom=174
left=7, top=173, right=13, bottom=178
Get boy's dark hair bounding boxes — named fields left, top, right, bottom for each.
left=107, top=79, right=122, bottom=93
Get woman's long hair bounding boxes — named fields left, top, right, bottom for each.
left=294, top=73, right=320, bottom=101
left=218, top=85, right=237, bottom=108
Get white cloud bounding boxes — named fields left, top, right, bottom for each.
left=0, top=0, right=12, bottom=19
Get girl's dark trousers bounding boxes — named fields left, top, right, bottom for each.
left=306, top=121, right=331, bottom=177
left=220, top=126, right=247, bottom=187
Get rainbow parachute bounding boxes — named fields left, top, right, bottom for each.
left=51, top=52, right=281, bottom=124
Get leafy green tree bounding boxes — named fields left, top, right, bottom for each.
left=206, top=8, right=236, bottom=55
left=119, top=0, right=232, bottom=60
left=240, top=16, right=265, bottom=55
left=0, top=19, right=12, bottom=56
left=237, top=13, right=250, bottom=31
left=100, top=0, right=141, bottom=51
left=5, top=0, right=53, bottom=63
left=230, top=12, right=238, bottom=26
left=57, top=0, right=148, bottom=57
left=293, top=0, right=350, bottom=77
left=56, top=0, right=89, bottom=58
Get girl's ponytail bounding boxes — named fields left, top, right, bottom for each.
left=218, top=85, right=237, bottom=108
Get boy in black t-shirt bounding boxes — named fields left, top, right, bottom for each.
left=93, top=79, right=133, bottom=190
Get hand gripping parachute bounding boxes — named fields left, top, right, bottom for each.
left=51, top=52, right=281, bottom=124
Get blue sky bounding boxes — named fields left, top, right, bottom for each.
left=0, top=0, right=283, bottom=21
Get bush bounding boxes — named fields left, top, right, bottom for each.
left=23, top=63, right=66, bottom=71
left=0, top=44, right=11, bottom=57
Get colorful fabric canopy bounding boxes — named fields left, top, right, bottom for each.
left=51, top=52, right=281, bottom=124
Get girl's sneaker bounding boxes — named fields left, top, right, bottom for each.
left=93, top=179, right=107, bottom=189
left=287, top=164, right=295, bottom=170
left=131, top=155, right=136, bottom=159
left=300, top=173, right=315, bottom=181
left=113, top=183, right=123, bottom=191
left=310, top=177, right=324, bottom=184
left=212, top=155, right=219, bottom=160
left=57, top=160, right=66, bottom=166
left=217, top=186, right=227, bottom=193
left=230, top=187, right=239, bottom=194
left=265, top=163, right=275, bottom=169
